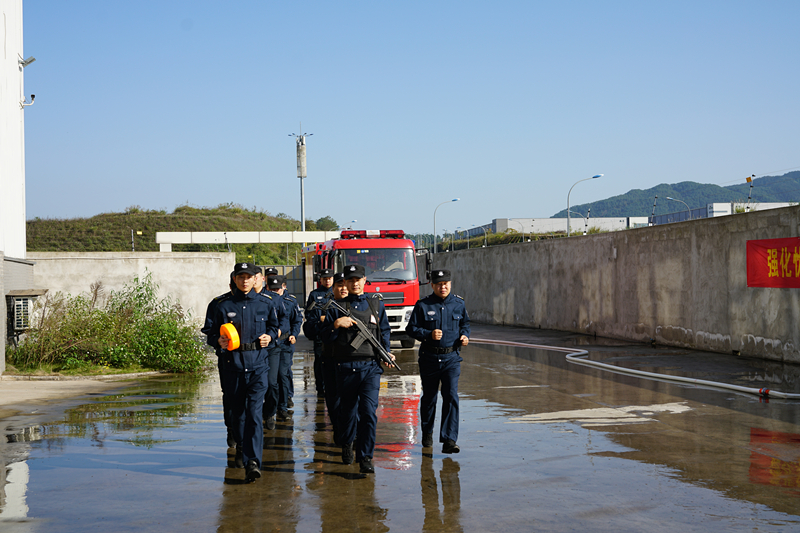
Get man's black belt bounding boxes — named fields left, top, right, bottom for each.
left=279, top=332, right=290, bottom=341
left=238, top=341, right=261, bottom=351
left=421, top=344, right=457, bottom=355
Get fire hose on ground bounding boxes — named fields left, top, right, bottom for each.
left=470, top=338, right=800, bottom=400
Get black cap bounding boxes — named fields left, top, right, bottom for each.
left=430, top=269, right=452, bottom=283
left=266, top=276, right=282, bottom=290
left=277, top=275, right=288, bottom=285
left=319, top=268, right=334, bottom=278
left=343, top=264, right=366, bottom=279
left=333, top=272, right=346, bottom=284
left=264, top=267, right=279, bottom=276
left=233, top=262, right=260, bottom=276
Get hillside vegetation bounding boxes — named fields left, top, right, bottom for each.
left=550, top=171, right=800, bottom=218
left=27, top=204, right=338, bottom=264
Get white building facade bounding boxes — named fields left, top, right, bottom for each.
left=1, top=0, right=33, bottom=374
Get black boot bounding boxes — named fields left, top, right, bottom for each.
left=342, top=442, right=355, bottom=465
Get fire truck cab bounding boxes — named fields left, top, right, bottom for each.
left=303, top=230, right=431, bottom=348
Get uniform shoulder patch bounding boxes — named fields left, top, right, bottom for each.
left=455, top=294, right=465, bottom=300
left=214, top=291, right=231, bottom=301
left=261, top=293, right=273, bottom=300
left=286, top=294, right=296, bottom=300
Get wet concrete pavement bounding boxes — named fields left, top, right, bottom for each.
left=2, top=324, right=800, bottom=532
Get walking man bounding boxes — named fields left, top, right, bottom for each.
left=406, top=269, right=470, bottom=454
left=206, top=262, right=279, bottom=481
left=319, top=264, right=394, bottom=473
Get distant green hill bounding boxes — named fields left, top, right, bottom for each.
left=550, top=171, right=800, bottom=218
left=27, top=204, right=338, bottom=264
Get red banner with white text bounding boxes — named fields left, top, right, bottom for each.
left=747, top=237, right=800, bottom=288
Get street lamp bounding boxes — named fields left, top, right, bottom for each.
left=510, top=219, right=525, bottom=243
left=433, top=198, right=460, bottom=254
left=567, top=174, right=603, bottom=236
left=665, top=197, right=691, bottom=220
left=473, top=224, right=488, bottom=247
left=568, top=210, right=588, bottom=235
left=456, top=227, right=469, bottom=250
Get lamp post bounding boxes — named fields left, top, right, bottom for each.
left=567, top=174, right=603, bottom=236
left=433, top=198, right=460, bottom=254
left=665, top=197, right=691, bottom=221
left=510, top=219, right=524, bottom=242
left=474, top=224, right=488, bottom=247
left=130, top=230, right=142, bottom=252
left=568, top=210, right=588, bottom=235
left=456, top=227, right=469, bottom=250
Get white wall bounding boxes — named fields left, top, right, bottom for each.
left=27, top=252, right=238, bottom=323
left=0, top=0, right=27, bottom=259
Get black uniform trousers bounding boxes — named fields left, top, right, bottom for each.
left=263, top=345, right=282, bottom=420
left=222, top=366, right=268, bottom=468
left=313, top=339, right=325, bottom=394
left=320, top=344, right=341, bottom=443
left=217, top=357, right=234, bottom=443
left=419, top=351, right=462, bottom=443
left=336, top=358, right=382, bottom=462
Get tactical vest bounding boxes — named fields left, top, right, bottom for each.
left=332, top=300, right=380, bottom=361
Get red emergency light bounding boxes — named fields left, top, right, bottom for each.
left=339, top=230, right=406, bottom=239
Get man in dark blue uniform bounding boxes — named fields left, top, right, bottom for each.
left=201, top=273, right=236, bottom=448
left=277, top=275, right=303, bottom=418
left=308, top=272, right=348, bottom=444
left=406, top=269, right=470, bottom=454
left=319, top=264, right=394, bottom=474
left=262, top=275, right=288, bottom=429
left=205, top=262, right=280, bottom=481
left=304, top=268, right=334, bottom=396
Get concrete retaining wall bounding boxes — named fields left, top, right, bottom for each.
left=27, top=252, right=237, bottom=324
left=1, top=251, right=5, bottom=375
left=432, top=205, right=800, bottom=364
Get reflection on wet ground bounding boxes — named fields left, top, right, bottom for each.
left=2, top=324, right=800, bottom=532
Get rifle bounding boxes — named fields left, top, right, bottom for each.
left=311, top=296, right=401, bottom=371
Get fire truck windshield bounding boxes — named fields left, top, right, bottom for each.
left=334, top=248, right=417, bottom=282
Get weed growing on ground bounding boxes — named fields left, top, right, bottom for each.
left=7, top=272, right=210, bottom=374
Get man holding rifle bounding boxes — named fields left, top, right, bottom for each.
left=319, top=264, right=395, bottom=474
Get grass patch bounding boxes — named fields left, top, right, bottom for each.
left=7, top=272, right=212, bottom=375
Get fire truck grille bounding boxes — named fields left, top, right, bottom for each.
left=372, top=292, right=404, bottom=305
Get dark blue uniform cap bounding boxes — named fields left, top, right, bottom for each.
left=333, top=272, right=345, bottom=284
left=319, top=268, right=334, bottom=278
left=431, top=269, right=452, bottom=283
left=264, top=267, right=279, bottom=276
left=267, top=276, right=282, bottom=290
left=233, top=262, right=260, bottom=276
left=344, top=264, right=366, bottom=279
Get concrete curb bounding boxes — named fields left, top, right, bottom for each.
left=0, top=371, right=168, bottom=382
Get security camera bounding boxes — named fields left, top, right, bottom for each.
left=31, top=94, right=35, bottom=101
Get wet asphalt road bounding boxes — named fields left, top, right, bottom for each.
left=2, top=324, right=800, bottom=532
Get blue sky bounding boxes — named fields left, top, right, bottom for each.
left=22, top=1, right=800, bottom=234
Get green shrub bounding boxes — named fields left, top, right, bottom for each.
left=7, top=272, right=209, bottom=374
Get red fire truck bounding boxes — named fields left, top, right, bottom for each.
left=302, top=230, right=431, bottom=348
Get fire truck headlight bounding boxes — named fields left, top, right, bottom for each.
left=404, top=309, right=413, bottom=323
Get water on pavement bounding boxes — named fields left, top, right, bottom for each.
left=2, top=325, right=800, bottom=532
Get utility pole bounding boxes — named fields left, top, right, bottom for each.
left=289, top=124, right=312, bottom=231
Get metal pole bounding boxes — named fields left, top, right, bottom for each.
left=433, top=198, right=459, bottom=254
left=650, top=195, right=658, bottom=226
left=666, top=197, right=691, bottom=220
left=567, top=174, right=602, bottom=236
